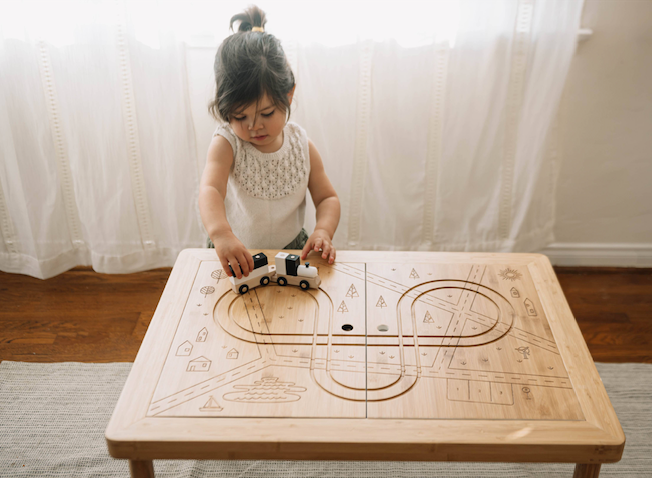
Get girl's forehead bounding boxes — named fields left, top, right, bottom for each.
left=234, top=94, right=275, bottom=115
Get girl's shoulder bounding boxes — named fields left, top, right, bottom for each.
left=212, top=123, right=240, bottom=158
left=213, top=122, right=234, bottom=137
left=284, top=121, right=310, bottom=153
left=285, top=121, right=306, bottom=136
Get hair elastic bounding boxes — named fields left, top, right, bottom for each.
left=251, top=26, right=264, bottom=32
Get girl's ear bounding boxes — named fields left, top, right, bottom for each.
left=288, top=84, right=296, bottom=104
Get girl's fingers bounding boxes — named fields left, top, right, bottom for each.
left=329, top=248, right=336, bottom=264
left=237, top=252, right=250, bottom=277
left=321, top=242, right=330, bottom=259
left=220, top=257, right=232, bottom=277
left=301, top=240, right=313, bottom=260
left=226, top=255, right=240, bottom=278
left=246, top=251, right=255, bottom=273
left=313, top=237, right=323, bottom=252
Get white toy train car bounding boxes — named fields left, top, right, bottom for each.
left=229, top=252, right=321, bottom=294
left=228, top=252, right=276, bottom=295
left=274, top=252, right=321, bottom=290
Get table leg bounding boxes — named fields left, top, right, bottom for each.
left=129, top=460, right=155, bottom=478
left=573, top=464, right=601, bottom=478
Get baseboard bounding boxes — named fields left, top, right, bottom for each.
left=540, top=242, right=652, bottom=267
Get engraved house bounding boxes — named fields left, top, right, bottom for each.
left=196, top=327, right=208, bottom=342
left=187, top=356, right=211, bottom=372
left=524, top=298, right=537, bottom=316
left=227, top=348, right=239, bottom=359
left=176, top=340, right=193, bottom=356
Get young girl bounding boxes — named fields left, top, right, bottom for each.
left=199, top=5, right=340, bottom=279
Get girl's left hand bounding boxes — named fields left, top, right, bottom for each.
left=301, top=228, right=336, bottom=264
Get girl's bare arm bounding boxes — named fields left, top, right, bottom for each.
left=199, top=136, right=254, bottom=278
left=301, top=139, right=341, bottom=263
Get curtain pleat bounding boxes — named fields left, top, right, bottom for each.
left=0, top=0, right=584, bottom=279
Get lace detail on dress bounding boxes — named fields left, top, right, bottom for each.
left=232, top=125, right=308, bottom=200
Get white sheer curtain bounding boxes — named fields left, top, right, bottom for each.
left=0, top=0, right=584, bottom=279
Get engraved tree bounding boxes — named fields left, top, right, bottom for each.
left=376, top=296, right=387, bottom=308
left=409, top=268, right=419, bottom=279
left=346, top=284, right=359, bottom=298
left=200, top=395, right=223, bottom=412
left=423, top=311, right=434, bottom=323
left=337, top=301, right=349, bottom=313
left=211, top=269, right=227, bottom=283
left=200, top=286, right=215, bottom=298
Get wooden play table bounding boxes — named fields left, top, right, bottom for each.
left=106, top=249, right=624, bottom=477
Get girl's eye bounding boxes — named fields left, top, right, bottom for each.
left=262, top=110, right=275, bottom=117
left=234, top=116, right=246, bottom=121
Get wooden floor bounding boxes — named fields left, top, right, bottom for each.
left=1, top=266, right=650, bottom=363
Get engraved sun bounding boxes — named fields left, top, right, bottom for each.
left=498, top=267, right=522, bottom=281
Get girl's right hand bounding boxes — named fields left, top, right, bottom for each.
left=212, top=231, right=254, bottom=279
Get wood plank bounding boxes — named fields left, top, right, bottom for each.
left=0, top=267, right=169, bottom=363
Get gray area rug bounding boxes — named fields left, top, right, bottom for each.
left=0, top=361, right=648, bottom=477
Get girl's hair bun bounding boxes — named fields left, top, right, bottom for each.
left=210, top=3, right=294, bottom=122
left=230, top=5, right=267, bottom=32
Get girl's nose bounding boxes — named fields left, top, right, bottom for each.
left=248, top=117, right=263, bottom=130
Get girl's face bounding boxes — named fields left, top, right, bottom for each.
left=229, top=91, right=293, bottom=154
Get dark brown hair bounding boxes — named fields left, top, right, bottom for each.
left=208, top=5, right=295, bottom=122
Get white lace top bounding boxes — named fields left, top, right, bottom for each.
left=213, top=122, right=311, bottom=248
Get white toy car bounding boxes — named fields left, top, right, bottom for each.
left=229, top=252, right=276, bottom=295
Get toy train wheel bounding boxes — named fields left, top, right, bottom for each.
left=278, top=277, right=287, bottom=286
left=300, top=280, right=310, bottom=290
left=260, top=276, right=270, bottom=286
left=238, top=284, right=249, bottom=294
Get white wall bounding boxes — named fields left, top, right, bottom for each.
left=545, top=0, right=652, bottom=266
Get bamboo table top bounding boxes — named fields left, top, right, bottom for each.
left=106, top=249, right=624, bottom=464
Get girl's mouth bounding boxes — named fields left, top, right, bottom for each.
left=252, top=135, right=268, bottom=141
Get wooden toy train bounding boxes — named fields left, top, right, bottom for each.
left=228, top=252, right=321, bottom=295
